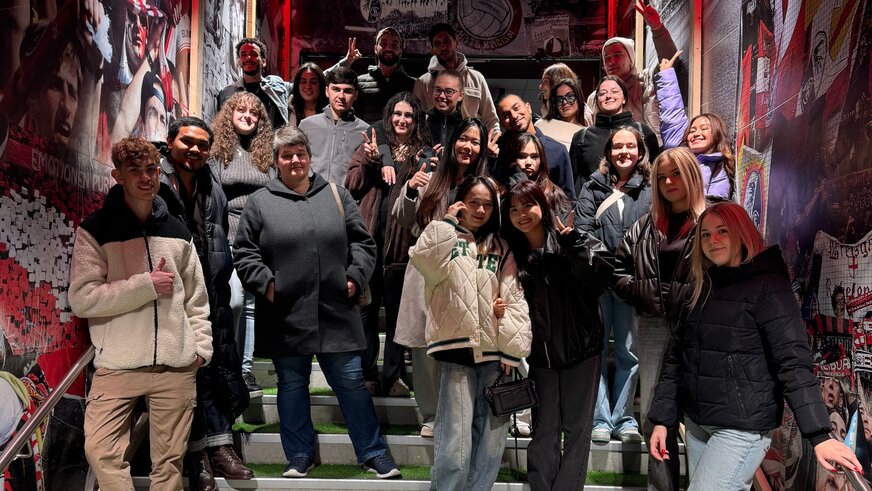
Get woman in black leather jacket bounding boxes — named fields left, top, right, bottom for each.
left=613, top=146, right=707, bottom=490
left=502, top=180, right=613, bottom=491
left=648, top=202, right=861, bottom=489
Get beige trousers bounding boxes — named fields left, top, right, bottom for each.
left=84, top=364, right=197, bottom=491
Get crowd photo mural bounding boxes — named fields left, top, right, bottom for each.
left=0, top=0, right=230, bottom=488
left=733, top=0, right=872, bottom=488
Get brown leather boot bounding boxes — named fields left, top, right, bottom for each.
left=187, top=449, right=216, bottom=491
left=208, top=445, right=254, bottom=480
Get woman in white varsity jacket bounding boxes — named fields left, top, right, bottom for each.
left=409, top=176, right=532, bottom=491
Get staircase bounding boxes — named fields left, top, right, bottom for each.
left=132, top=333, right=681, bottom=490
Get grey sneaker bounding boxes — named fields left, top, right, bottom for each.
left=282, top=457, right=314, bottom=478
left=363, top=455, right=401, bottom=479
left=420, top=424, right=434, bottom=438
left=591, top=427, right=612, bottom=442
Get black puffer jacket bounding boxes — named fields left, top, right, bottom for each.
left=648, top=246, right=831, bottom=445
left=353, top=65, right=417, bottom=124
left=613, top=213, right=694, bottom=319
left=426, top=108, right=463, bottom=150
left=569, top=111, right=660, bottom=195
left=519, top=230, right=613, bottom=369
left=575, top=168, right=651, bottom=252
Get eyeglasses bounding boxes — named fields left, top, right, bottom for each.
left=554, top=93, right=577, bottom=107
left=433, top=87, right=459, bottom=97
left=597, top=89, right=623, bottom=99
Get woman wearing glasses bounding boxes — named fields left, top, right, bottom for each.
left=570, top=76, right=661, bottom=195
left=535, top=78, right=589, bottom=152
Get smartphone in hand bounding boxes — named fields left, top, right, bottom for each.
left=418, top=147, right=437, bottom=172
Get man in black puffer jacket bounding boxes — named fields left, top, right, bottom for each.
left=353, top=27, right=417, bottom=124
left=158, top=117, right=252, bottom=490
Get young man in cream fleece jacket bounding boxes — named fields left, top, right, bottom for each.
left=69, top=136, right=212, bottom=491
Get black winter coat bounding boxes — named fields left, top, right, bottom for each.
left=575, top=169, right=651, bottom=252
left=569, top=111, right=660, bottom=195
left=519, top=230, right=614, bottom=369
left=648, top=246, right=831, bottom=445
left=158, top=160, right=234, bottom=361
left=233, top=174, right=377, bottom=357
left=426, top=108, right=463, bottom=150
left=159, top=160, right=249, bottom=418
left=353, top=65, right=417, bottom=124
left=613, top=213, right=695, bottom=319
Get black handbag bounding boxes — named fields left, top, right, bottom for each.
left=483, top=368, right=539, bottom=417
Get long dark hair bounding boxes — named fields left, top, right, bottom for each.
left=456, top=176, right=501, bottom=251
left=502, top=132, right=570, bottom=215
left=545, top=78, right=585, bottom=123
left=417, top=118, right=489, bottom=229
left=291, top=63, right=328, bottom=121
left=501, top=180, right=559, bottom=286
left=381, top=92, right=430, bottom=150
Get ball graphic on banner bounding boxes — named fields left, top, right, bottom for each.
left=458, top=0, right=513, bottom=39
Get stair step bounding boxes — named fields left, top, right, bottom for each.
left=252, top=360, right=413, bottom=390
left=238, top=433, right=686, bottom=474
left=132, top=476, right=645, bottom=490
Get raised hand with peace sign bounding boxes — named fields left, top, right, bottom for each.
left=554, top=210, right=575, bottom=235
left=361, top=128, right=381, bottom=163
left=635, top=0, right=663, bottom=30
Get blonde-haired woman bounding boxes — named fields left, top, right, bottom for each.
left=613, top=146, right=707, bottom=490
left=209, top=91, right=275, bottom=394
left=648, top=202, right=861, bottom=489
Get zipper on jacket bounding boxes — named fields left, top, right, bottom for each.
left=543, top=342, right=551, bottom=369
left=726, top=354, right=747, bottom=419
left=143, top=232, right=159, bottom=366
left=650, top=218, right=667, bottom=318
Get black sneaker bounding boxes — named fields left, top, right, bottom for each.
left=282, top=457, right=314, bottom=478
left=363, top=455, right=401, bottom=479
left=243, top=372, right=263, bottom=398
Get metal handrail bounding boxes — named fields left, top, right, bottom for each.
left=0, top=345, right=95, bottom=473
left=844, top=465, right=872, bottom=491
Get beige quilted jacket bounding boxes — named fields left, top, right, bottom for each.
left=409, top=216, right=532, bottom=366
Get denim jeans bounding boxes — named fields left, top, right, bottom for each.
left=188, top=367, right=234, bottom=452
left=594, top=290, right=639, bottom=433
left=430, top=360, right=508, bottom=491
left=684, top=417, right=772, bottom=491
left=272, top=352, right=387, bottom=463
left=230, top=267, right=255, bottom=374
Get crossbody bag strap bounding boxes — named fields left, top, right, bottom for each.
left=329, top=182, right=345, bottom=221
left=595, top=188, right=626, bottom=220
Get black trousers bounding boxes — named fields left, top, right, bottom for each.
left=527, top=354, right=601, bottom=491
left=380, top=267, right=407, bottom=387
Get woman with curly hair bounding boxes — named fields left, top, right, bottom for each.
left=209, top=91, right=275, bottom=394
left=290, top=63, right=328, bottom=126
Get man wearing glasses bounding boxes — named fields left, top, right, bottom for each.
left=425, top=70, right=465, bottom=150
left=413, top=23, right=498, bottom=134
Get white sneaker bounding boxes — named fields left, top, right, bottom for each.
left=420, top=424, right=434, bottom=438
left=510, top=422, right=531, bottom=437
left=618, top=428, right=643, bottom=444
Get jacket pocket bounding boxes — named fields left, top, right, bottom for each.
left=726, top=355, right=749, bottom=420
